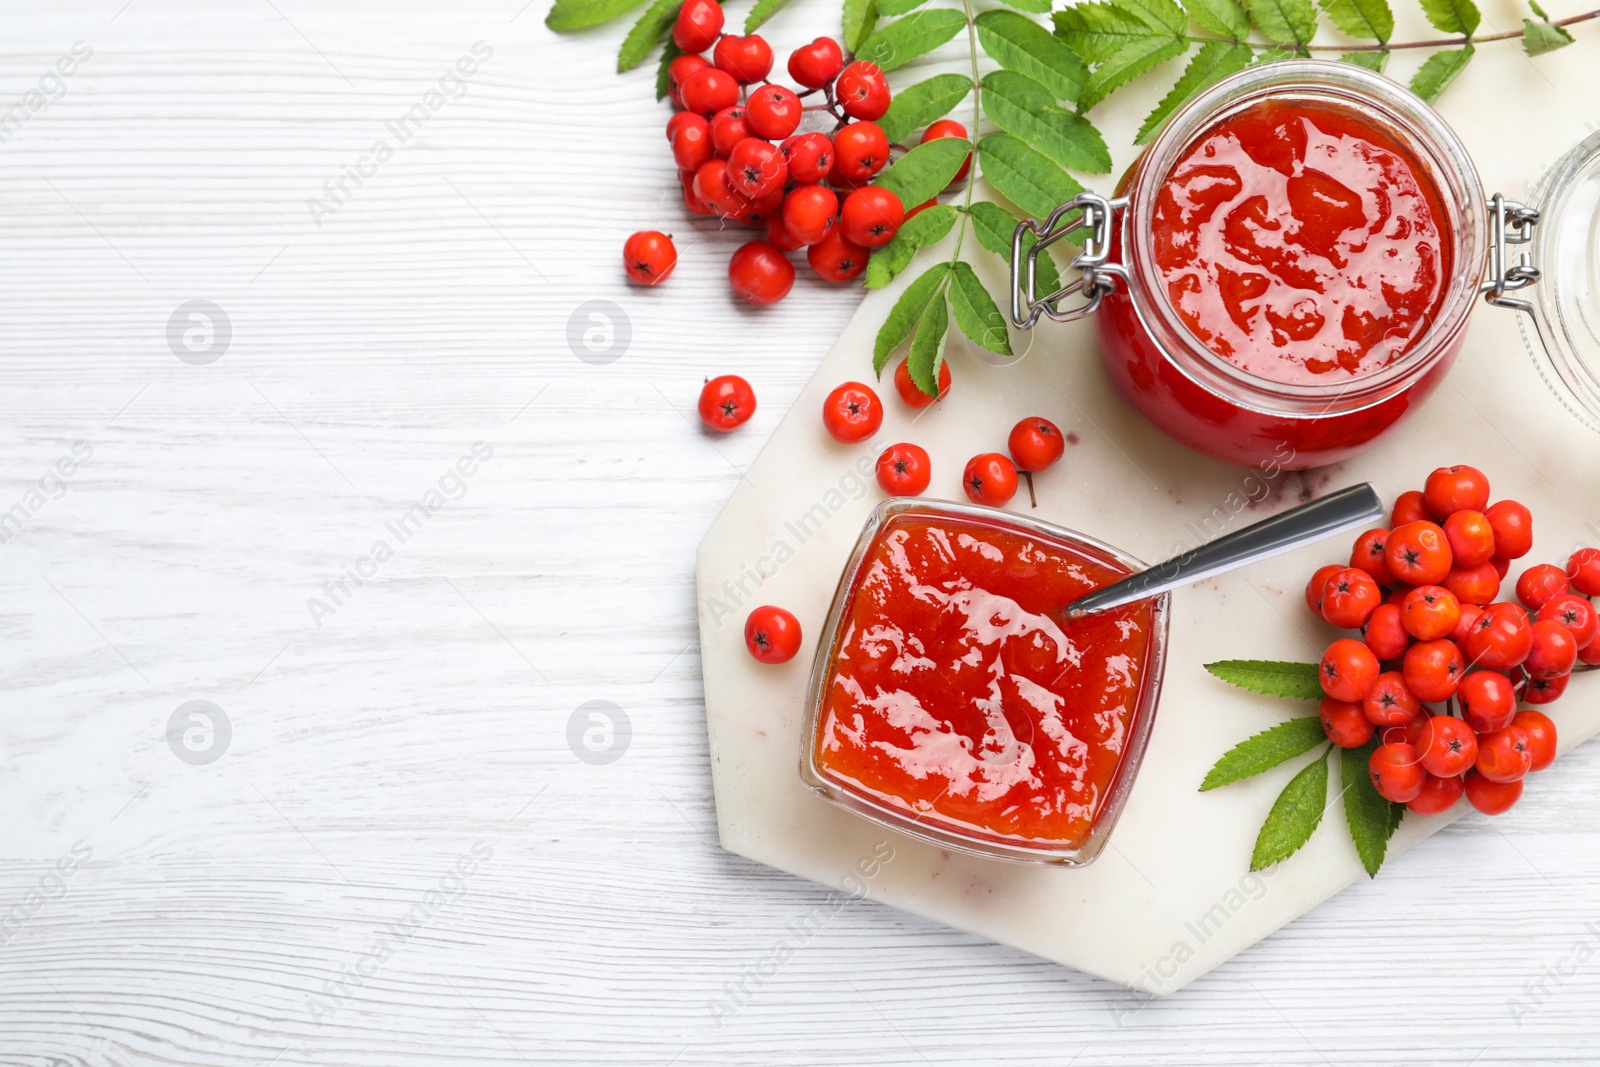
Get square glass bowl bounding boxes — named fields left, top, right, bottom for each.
left=799, top=499, right=1171, bottom=866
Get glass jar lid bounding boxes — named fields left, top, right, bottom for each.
left=1522, top=130, right=1600, bottom=434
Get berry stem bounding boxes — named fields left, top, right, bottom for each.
left=1024, top=470, right=1037, bottom=508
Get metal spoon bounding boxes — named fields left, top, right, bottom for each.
left=1062, top=482, right=1386, bottom=619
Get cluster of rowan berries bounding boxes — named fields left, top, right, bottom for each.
left=621, top=0, right=970, bottom=305
left=1308, top=465, right=1598, bottom=817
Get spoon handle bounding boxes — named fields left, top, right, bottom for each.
left=1064, top=483, right=1386, bottom=618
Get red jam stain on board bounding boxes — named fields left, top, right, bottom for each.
left=1151, top=99, right=1451, bottom=384
left=812, top=512, right=1156, bottom=849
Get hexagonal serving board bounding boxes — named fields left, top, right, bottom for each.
left=696, top=54, right=1600, bottom=993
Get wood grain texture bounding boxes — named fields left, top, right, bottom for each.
left=2, top=0, right=1600, bottom=1064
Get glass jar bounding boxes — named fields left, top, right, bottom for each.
left=799, top=499, right=1171, bottom=865
left=1009, top=60, right=1553, bottom=470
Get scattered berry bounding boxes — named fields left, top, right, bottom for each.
left=1306, top=563, right=1343, bottom=619
left=623, top=230, right=677, bottom=285
left=893, top=358, right=950, bottom=407
left=1008, top=417, right=1065, bottom=473
left=822, top=382, right=883, bottom=443
left=745, top=605, right=802, bottom=664
left=963, top=453, right=1018, bottom=506
left=876, top=442, right=931, bottom=497
left=697, top=374, right=757, bottom=432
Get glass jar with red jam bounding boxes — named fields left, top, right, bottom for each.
left=800, top=500, right=1170, bottom=865
left=1009, top=60, right=1557, bottom=469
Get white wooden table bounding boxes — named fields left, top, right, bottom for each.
left=3, top=2, right=1600, bottom=1064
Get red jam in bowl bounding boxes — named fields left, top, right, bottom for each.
left=1150, top=99, right=1452, bottom=384
left=805, top=505, right=1165, bottom=859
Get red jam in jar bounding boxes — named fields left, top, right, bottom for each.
left=805, top=505, right=1164, bottom=859
left=1151, top=99, right=1453, bottom=384
left=1085, top=63, right=1486, bottom=470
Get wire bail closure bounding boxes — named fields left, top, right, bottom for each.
left=1482, top=193, right=1541, bottom=313
left=1009, top=192, right=1129, bottom=329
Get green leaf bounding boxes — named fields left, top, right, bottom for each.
left=976, top=134, right=1084, bottom=219
left=617, top=0, right=678, bottom=71
left=1118, top=0, right=1189, bottom=33
left=843, top=0, right=878, bottom=54
left=873, top=264, right=950, bottom=374
left=1053, top=2, right=1172, bottom=66
left=1522, top=17, right=1574, bottom=54
left=1205, top=659, right=1323, bottom=700
left=655, top=40, right=682, bottom=101
left=1078, top=36, right=1189, bottom=112
left=1340, top=49, right=1389, bottom=70
left=546, top=0, right=650, bottom=31
left=977, top=10, right=1087, bottom=102
left=966, top=201, right=1064, bottom=296
left=1341, top=738, right=1402, bottom=878
left=1410, top=44, right=1473, bottom=102
left=874, top=0, right=929, bottom=15
left=1418, top=0, right=1480, bottom=34
left=745, top=0, right=793, bottom=30
left=878, top=73, right=974, bottom=144
left=1200, top=716, right=1328, bottom=791
left=1318, top=0, right=1393, bottom=41
left=1251, top=748, right=1330, bottom=871
left=906, top=295, right=950, bottom=396
left=874, top=138, right=971, bottom=212
left=1243, top=0, right=1318, bottom=45
left=856, top=9, right=969, bottom=71
left=981, top=71, right=1112, bottom=173
left=948, top=261, right=1013, bottom=356
left=1181, top=0, right=1250, bottom=38
left=998, top=0, right=1053, bottom=13
left=864, top=205, right=958, bottom=289
left=1134, top=41, right=1251, bottom=145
